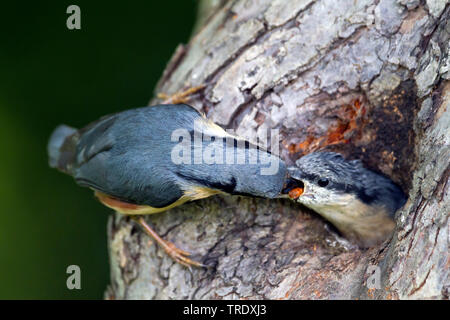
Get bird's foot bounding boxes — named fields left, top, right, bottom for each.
left=157, top=85, right=205, bottom=104
left=162, top=239, right=206, bottom=268
left=133, top=216, right=206, bottom=268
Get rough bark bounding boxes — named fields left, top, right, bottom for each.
left=105, top=0, right=449, bottom=299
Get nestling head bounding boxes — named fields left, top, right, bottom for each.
left=283, top=152, right=407, bottom=247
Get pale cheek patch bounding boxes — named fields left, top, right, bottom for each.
left=293, top=190, right=396, bottom=247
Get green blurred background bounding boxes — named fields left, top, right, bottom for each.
left=0, top=1, right=196, bottom=299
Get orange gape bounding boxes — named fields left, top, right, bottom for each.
left=288, top=187, right=304, bottom=200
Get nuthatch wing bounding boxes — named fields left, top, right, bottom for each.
left=284, top=152, right=407, bottom=247
left=48, top=104, right=287, bottom=267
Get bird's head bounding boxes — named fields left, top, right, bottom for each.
left=283, top=152, right=407, bottom=246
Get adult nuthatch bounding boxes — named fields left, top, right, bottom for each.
left=48, top=104, right=287, bottom=266
left=284, top=152, right=407, bottom=247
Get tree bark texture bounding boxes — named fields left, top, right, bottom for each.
left=105, top=0, right=449, bottom=299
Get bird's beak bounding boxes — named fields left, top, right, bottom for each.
left=290, top=181, right=317, bottom=201
left=282, top=173, right=305, bottom=200
left=288, top=186, right=304, bottom=200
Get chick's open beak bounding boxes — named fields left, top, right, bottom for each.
left=288, top=187, right=304, bottom=200
left=282, top=174, right=305, bottom=200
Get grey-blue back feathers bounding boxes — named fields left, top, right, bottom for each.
left=48, top=104, right=287, bottom=208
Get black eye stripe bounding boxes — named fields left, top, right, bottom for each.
left=298, top=172, right=360, bottom=194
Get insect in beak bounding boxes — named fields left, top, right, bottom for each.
left=282, top=177, right=305, bottom=200
left=288, top=187, right=304, bottom=200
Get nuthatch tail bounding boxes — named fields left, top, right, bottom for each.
left=48, top=104, right=287, bottom=266
left=284, top=152, right=407, bottom=247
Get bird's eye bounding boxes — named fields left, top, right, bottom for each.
left=318, top=178, right=329, bottom=187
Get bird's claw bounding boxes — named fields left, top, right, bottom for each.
left=158, top=85, right=205, bottom=104
left=133, top=216, right=206, bottom=268
left=162, top=241, right=206, bottom=268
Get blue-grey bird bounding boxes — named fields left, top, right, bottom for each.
left=48, top=104, right=287, bottom=266
left=283, top=152, right=407, bottom=247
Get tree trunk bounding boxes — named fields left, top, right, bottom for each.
left=105, top=0, right=449, bottom=299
